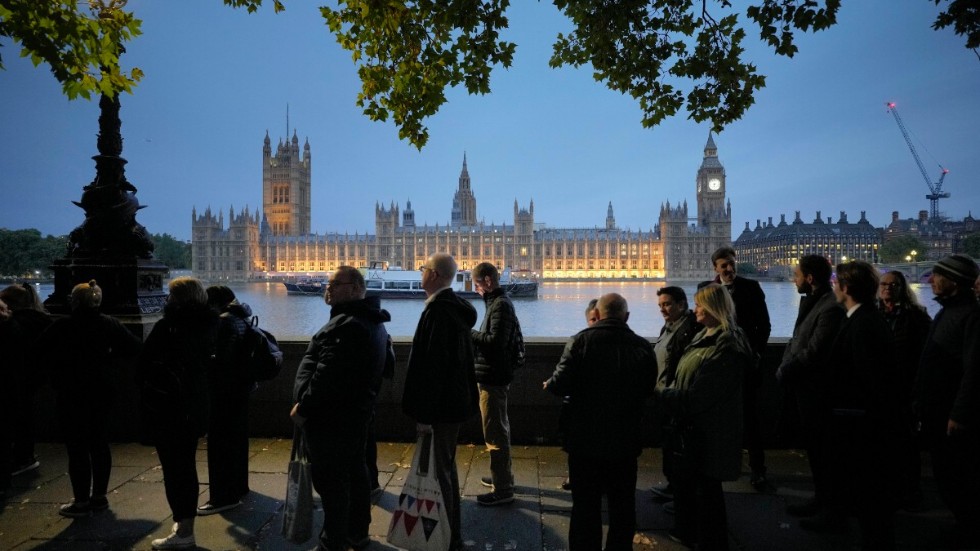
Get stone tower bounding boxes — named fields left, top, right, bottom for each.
left=659, top=134, right=733, bottom=280
left=262, top=126, right=311, bottom=236
left=451, top=153, right=477, bottom=227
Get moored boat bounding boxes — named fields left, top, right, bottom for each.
left=361, top=261, right=537, bottom=299
left=282, top=277, right=328, bottom=296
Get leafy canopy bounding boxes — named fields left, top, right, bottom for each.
left=0, top=0, right=143, bottom=99
left=2, top=1, right=977, bottom=147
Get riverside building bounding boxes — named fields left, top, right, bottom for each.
left=192, top=132, right=733, bottom=281
left=733, top=210, right=881, bottom=277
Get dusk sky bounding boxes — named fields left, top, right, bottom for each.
left=1, top=1, right=978, bottom=242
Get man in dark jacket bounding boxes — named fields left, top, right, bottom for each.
left=650, top=286, right=701, bottom=504
left=811, top=260, right=900, bottom=548
left=776, top=254, right=844, bottom=519
left=292, top=266, right=393, bottom=551
left=544, top=293, right=656, bottom=551
left=701, top=246, right=771, bottom=490
left=403, top=253, right=478, bottom=551
left=471, top=262, right=522, bottom=506
left=914, top=254, right=980, bottom=547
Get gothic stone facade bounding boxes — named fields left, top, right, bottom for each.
left=192, top=132, right=732, bottom=282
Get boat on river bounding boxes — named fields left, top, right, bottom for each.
left=362, top=261, right=537, bottom=299
left=282, top=277, right=328, bottom=296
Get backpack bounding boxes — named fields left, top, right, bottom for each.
left=243, top=316, right=284, bottom=382
left=512, top=320, right=526, bottom=370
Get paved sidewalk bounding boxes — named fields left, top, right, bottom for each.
left=0, top=440, right=965, bottom=550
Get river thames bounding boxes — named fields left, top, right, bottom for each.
left=35, top=280, right=942, bottom=340
left=107, top=280, right=942, bottom=341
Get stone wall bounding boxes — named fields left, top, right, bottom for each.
left=32, top=338, right=790, bottom=446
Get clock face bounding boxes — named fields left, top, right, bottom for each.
left=708, top=178, right=721, bottom=191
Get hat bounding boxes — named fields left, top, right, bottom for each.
left=933, top=254, right=979, bottom=286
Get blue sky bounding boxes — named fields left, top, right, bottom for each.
left=1, top=1, right=978, bottom=242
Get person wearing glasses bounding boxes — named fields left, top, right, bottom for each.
left=292, top=266, right=394, bottom=551
left=401, top=253, right=478, bottom=551
left=877, top=270, right=931, bottom=510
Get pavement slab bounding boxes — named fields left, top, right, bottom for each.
left=0, top=441, right=965, bottom=551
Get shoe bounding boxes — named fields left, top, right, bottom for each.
left=90, top=495, right=109, bottom=511
left=480, top=476, right=494, bottom=488
left=662, top=500, right=675, bottom=515
left=560, top=477, right=572, bottom=491
left=349, top=535, right=371, bottom=550
left=476, top=491, right=514, bottom=506
left=152, top=524, right=196, bottom=549
left=799, top=512, right=847, bottom=533
left=58, top=500, right=91, bottom=518
left=750, top=471, right=768, bottom=491
left=11, top=459, right=40, bottom=476
left=196, top=500, right=241, bottom=515
left=786, top=498, right=820, bottom=517
left=668, top=530, right=693, bottom=548
left=650, top=482, right=673, bottom=500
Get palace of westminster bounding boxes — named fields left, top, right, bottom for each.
left=192, top=129, right=971, bottom=282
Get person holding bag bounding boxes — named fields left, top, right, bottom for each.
left=401, top=253, right=478, bottom=551
left=291, top=266, right=393, bottom=551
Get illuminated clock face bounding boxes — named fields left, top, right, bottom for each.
left=708, top=178, right=721, bottom=191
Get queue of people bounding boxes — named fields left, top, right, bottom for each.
left=2, top=248, right=978, bottom=551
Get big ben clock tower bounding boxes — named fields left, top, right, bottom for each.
left=696, top=133, right=727, bottom=226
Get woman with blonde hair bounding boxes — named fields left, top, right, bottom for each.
left=139, top=276, right=218, bottom=549
left=37, top=280, right=141, bottom=517
left=657, top=284, right=754, bottom=550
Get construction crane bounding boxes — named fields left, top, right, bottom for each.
left=886, top=102, right=950, bottom=221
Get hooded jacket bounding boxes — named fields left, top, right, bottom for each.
left=403, top=288, right=479, bottom=424
left=294, top=295, right=393, bottom=426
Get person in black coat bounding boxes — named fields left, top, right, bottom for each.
left=701, top=246, right=771, bottom=490
left=197, top=286, right=254, bottom=515
left=0, top=298, right=22, bottom=498
left=545, top=293, right=656, bottom=551
left=0, top=283, right=52, bottom=476
left=914, top=254, right=980, bottom=547
left=140, top=277, right=218, bottom=550
left=776, top=255, right=844, bottom=518
left=292, top=266, right=393, bottom=551
left=812, top=260, right=901, bottom=549
left=877, top=270, right=931, bottom=509
left=402, top=253, right=478, bottom=551
left=37, top=280, right=141, bottom=518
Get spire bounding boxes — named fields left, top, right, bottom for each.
left=704, top=132, right=717, bottom=156
left=459, top=152, right=470, bottom=190
left=605, top=201, right=616, bottom=230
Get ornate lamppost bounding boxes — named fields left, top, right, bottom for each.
left=44, top=92, right=168, bottom=332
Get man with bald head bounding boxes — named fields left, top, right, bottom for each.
left=544, top=293, right=656, bottom=551
left=402, top=253, right=479, bottom=551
